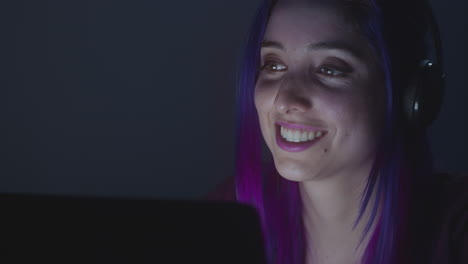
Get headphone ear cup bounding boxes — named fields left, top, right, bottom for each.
left=403, top=59, right=445, bottom=129
left=404, top=64, right=423, bottom=128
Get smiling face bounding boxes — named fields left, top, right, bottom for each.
left=254, top=0, right=386, bottom=182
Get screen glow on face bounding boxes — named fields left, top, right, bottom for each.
left=254, top=1, right=385, bottom=182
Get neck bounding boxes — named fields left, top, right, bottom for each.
left=299, top=164, right=381, bottom=264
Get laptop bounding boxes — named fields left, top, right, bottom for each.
left=1, top=193, right=267, bottom=264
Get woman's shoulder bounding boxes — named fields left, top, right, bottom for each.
left=428, top=171, right=468, bottom=263
left=437, top=172, right=468, bottom=200
left=434, top=172, right=468, bottom=234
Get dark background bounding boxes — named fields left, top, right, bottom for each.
left=2, top=0, right=467, bottom=199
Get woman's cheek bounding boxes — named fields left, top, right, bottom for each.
left=320, top=93, right=363, bottom=126
left=254, top=83, right=276, bottom=112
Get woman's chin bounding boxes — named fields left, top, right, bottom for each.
left=275, top=164, right=321, bottom=182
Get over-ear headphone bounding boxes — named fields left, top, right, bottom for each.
left=403, top=4, right=446, bottom=130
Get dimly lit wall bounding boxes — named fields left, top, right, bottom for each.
left=2, top=0, right=467, bottom=199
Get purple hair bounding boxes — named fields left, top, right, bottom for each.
left=233, top=0, right=435, bottom=263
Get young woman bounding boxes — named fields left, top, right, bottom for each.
left=206, top=0, right=467, bottom=263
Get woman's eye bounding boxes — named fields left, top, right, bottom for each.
left=258, top=61, right=350, bottom=79
left=318, top=66, right=347, bottom=77
left=259, top=62, right=287, bottom=73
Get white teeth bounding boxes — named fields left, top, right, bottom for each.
left=308, top=131, right=315, bottom=140
left=280, top=126, right=325, bottom=142
left=293, top=131, right=301, bottom=142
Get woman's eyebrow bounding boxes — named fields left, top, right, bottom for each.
left=261, top=40, right=285, bottom=50
left=308, top=40, right=365, bottom=60
left=261, top=39, right=365, bottom=60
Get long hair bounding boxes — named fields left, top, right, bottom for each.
left=233, top=0, right=436, bottom=263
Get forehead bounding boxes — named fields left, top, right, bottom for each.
left=264, top=1, right=361, bottom=50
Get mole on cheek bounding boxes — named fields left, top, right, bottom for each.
left=323, top=148, right=328, bottom=153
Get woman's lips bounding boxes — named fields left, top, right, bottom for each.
left=275, top=121, right=325, bottom=132
left=275, top=124, right=326, bottom=153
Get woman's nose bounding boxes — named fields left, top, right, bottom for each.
left=274, top=75, right=313, bottom=114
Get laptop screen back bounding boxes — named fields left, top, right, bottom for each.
left=2, top=193, right=267, bottom=264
